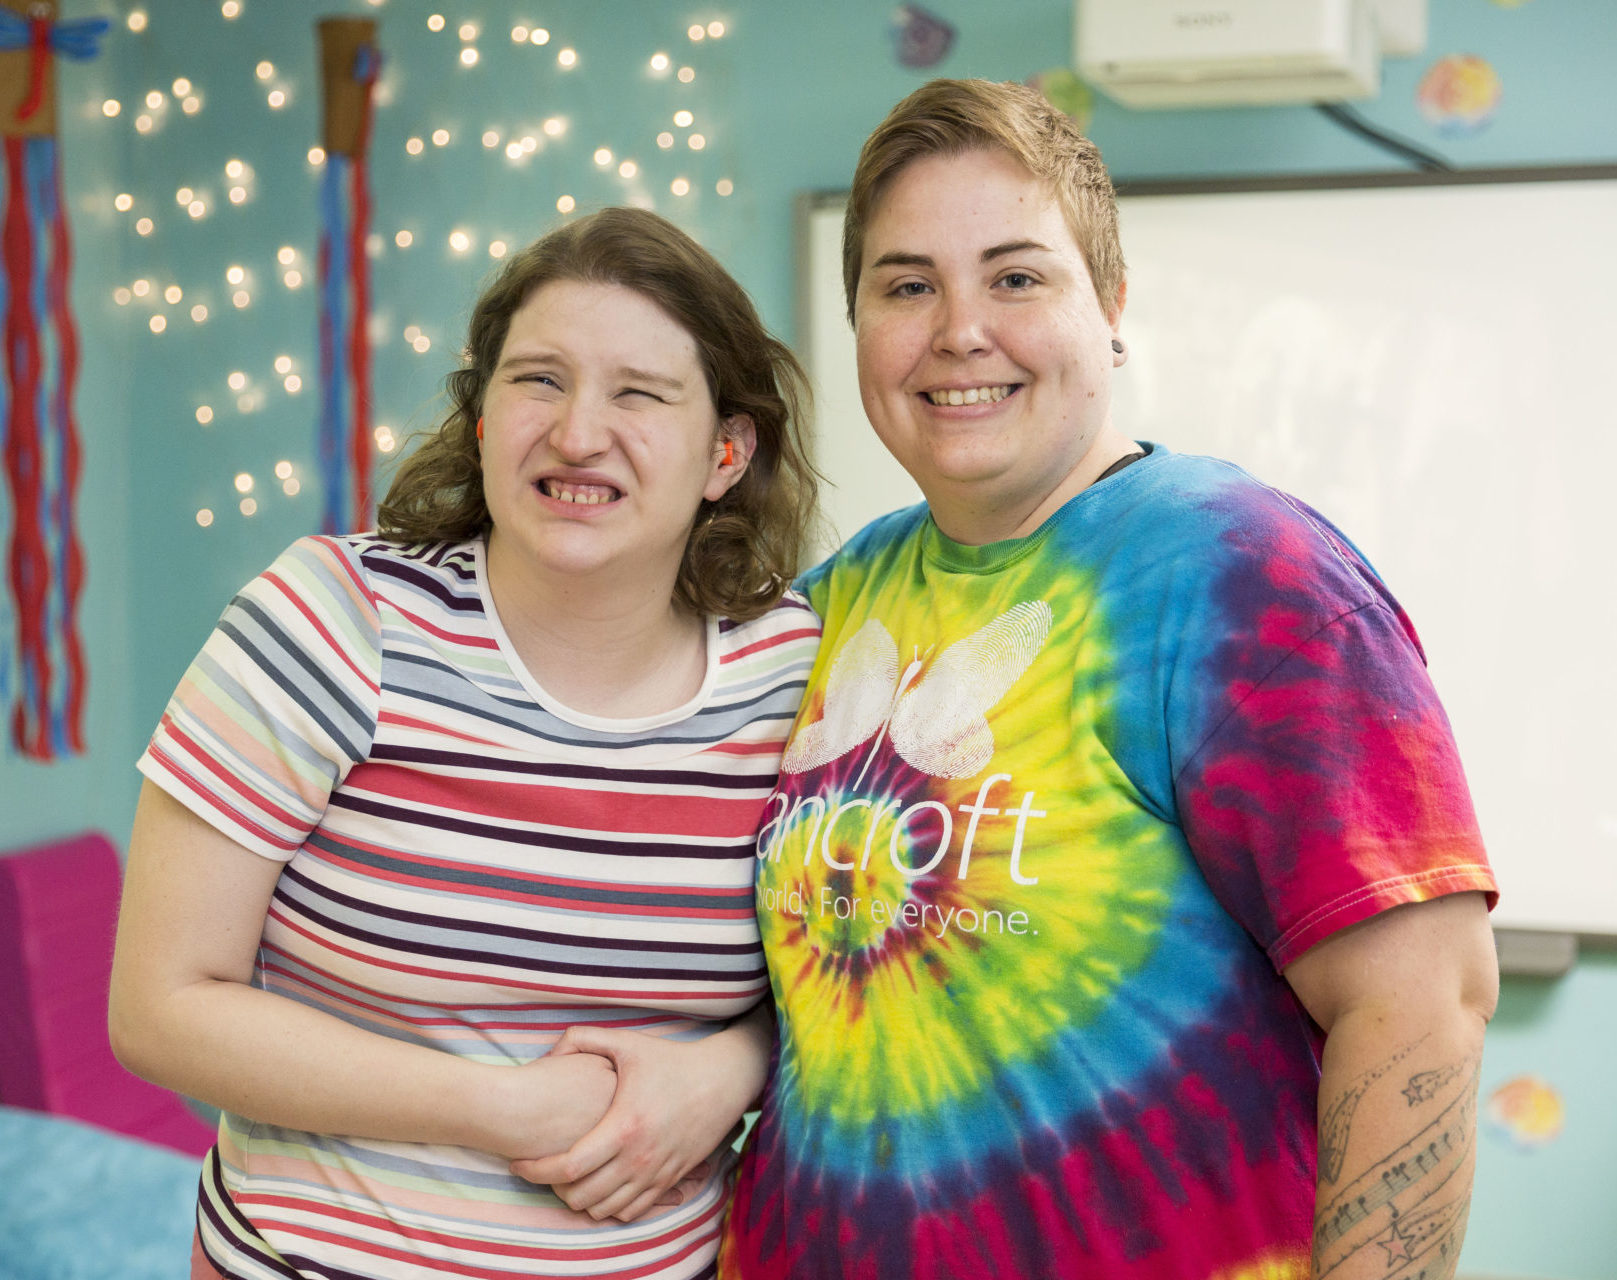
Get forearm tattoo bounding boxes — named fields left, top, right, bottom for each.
left=1313, top=1049, right=1480, bottom=1280
left=1317, top=1036, right=1426, bottom=1185
left=1401, top=1063, right=1465, bottom=1107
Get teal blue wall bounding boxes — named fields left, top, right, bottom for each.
left=1469, top=950, right=1617, bottom=1280
left=4, top=2, right=1612, bottom=1275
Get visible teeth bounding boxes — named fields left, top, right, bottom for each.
left=927, top=385, right=1011, bottom=406
left=543, top=480, right=617, bottom=505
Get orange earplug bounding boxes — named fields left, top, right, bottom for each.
left=476, top=416, right=484, bottom=440
left=722, top=439, right=734, bottom=466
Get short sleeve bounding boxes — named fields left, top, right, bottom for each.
left=137, top=536, right=382, bottom=860
left=1176, top=598, right=1496, bottom=972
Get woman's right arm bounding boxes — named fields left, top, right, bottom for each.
left=108, top=781, right=616, bottom=1160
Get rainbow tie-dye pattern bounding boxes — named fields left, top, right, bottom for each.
left=721, top=447, right=1493, bottom=1280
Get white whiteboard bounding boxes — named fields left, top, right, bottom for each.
left=798, top=171, right=1617, bottom=937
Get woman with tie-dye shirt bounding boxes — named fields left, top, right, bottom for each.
left=718, top=80, right=1499, bottom=1280
left=108, top=209, right=821, bottom=1280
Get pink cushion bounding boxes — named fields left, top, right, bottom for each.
left=0, top=832, right=216, bottom=1156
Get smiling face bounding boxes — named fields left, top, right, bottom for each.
left=853, top=146, right=1129, bottom=544
left=480, top=279, right=748, bottom=599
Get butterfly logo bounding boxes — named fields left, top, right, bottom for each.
left=782, top=601, right=1053, bottom=783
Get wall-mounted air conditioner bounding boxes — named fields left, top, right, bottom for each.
left=1075, top=0, right=1427, bottom=109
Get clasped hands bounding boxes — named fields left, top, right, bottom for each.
left=504, top=1025, right=748, bottom=1223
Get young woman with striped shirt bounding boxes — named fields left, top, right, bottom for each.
left=109, top=208, right=821, bottom=1280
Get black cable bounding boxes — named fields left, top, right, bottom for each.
left=1315, top=102, right=1452, bottom=172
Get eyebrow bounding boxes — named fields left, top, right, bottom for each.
left=496, top=353, right=686, bottom=392
left=982, top=239, right=1053, bottom=261
left=868, top=239, right=1056, bottom=272
left=617, top=366, right=686, bottom=393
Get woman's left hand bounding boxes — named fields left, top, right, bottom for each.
left=508, top=1003, right=771, bottom=1222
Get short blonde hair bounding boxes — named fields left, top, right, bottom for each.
left=379, top=208, right=818, bottom=622
left=843, top=78, right=1125, bottom=323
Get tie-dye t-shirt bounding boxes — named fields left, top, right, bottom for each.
left=719, top=446, right=1495, bottom=1280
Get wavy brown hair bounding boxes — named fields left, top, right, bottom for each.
left=379, top=207, right=819, bottom=622
left=843, top=78, right=1125, bottom=325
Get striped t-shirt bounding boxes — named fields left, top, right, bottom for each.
left=138, top=534, right=820, bottom=1280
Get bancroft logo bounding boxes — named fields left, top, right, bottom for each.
left=765, top=603, right=1056, bottom=890
left=1173, top=10, right=1234, bottom=27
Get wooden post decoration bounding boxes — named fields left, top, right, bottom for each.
left=316, top=16, right=380, bottom=535
left=0, top=0, right=107, bottom=759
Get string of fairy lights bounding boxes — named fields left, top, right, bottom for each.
left=96, top=1, right=736, bottom=532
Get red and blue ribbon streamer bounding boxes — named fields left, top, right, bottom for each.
left=0, top=10, right=103, bottom=759
left=2, top=136, right=86, bottom=759
left=317, top=41, right=379, bottom=535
